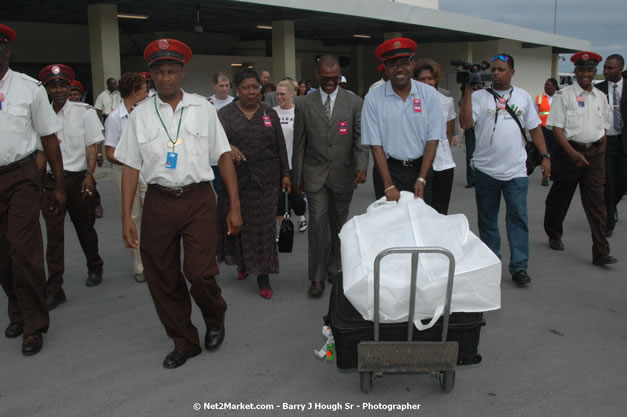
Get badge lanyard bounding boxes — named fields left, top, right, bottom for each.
left=489, top=87, right=514, bottom=145
left=154, top=95, right=184, bottom=168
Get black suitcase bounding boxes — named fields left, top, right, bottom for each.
left=325, top=273, right=485, bottom=369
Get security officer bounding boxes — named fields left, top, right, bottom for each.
left=0, top=24, right=65, bottom=355
left=362, top=37, right=443, bottom=202
left=544, top=51, right=616, bottom=266
left=38, top=64, right=105, bottom=310
left=115, top=38, right=242, bottom=369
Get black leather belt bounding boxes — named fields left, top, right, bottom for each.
left=388, top=157, right=421, bottom=167
left=47, top=170, right=86, bottom=178
left=568, top=139, right=603, bottom=150
left=0, top=152, right=36, bottom=175
left=149, top=182, right=209, bottom=197
left=606, top=134, right=622, bottom=139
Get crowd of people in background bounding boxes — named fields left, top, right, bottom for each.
left=1, top=21, right=625, bottom=368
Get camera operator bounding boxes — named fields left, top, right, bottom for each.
left=459, top=53, right=550, bottom=287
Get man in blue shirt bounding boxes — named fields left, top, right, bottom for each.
left=362, top=38, right=443, bottom=201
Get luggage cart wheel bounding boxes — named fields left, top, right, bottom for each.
left=439, top=371, right=455, bottom=393
left=360, top=371, right=373, bottom=393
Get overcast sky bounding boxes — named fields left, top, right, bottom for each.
left=439, top=0, right=627, bottom=74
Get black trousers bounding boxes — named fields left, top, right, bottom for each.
left=604, top=134, right=627, bottom=232
left=431, top=168, right=454, bottom=215
left=373, top=157, right=433, bottom=202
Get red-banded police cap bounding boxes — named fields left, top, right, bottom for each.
left=0, top=24, right=16, bottom=43
left=376, top=38, right=417, bottom=62
left=570, top=51, right=602, bottom=68
left=70, top=80, right=85, bottom=93
left=139, top=72, right=152, bottom=81
left=39, top=64, right=75, bottom=84
left=144, top=39, right=192, bottom=67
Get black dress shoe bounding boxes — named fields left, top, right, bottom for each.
left=605, top=229, right=613, bottom=238
left=5, top=322, right=23, bottom=338
left=308, top=280, right=325, bottom=297
left=512, top=270, right=531, bottom=286
left=46, top=292, right=67, bottom=311
left=205, top=321, right=225, bottom=351
left=464, top=184, right=475, bottom=189
left=22, top=331, right=43, bottom=356
left=593, top=255, right=618, bottom=266
left=162, top=347, right=201, bottom=369
left=86, top=271, right=103, bottom=287
left=548, top=239, right=565, bottom=251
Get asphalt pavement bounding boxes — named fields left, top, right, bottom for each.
left=1, top=145, right=626, bottom=417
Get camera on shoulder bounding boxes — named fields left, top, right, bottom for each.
left=451, top=60, right=492, bottom=86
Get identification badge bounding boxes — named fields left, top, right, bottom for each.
left=165, top=152, right=178, bottom=169
left=497, top=97, right=507, bottom=110
left=339, top=121, right=348, bottom=135
left=413, top=98, right=422, bottom=113
left=577, top=96, right=585, bottom=107
left=167, top=137, right=183, bottom=148
left=262, top=115, right=272, bottom=127
left=0, top=92, right=4, bottom=110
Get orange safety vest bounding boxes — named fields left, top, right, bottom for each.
left=536, top=94, right=551, bottom=127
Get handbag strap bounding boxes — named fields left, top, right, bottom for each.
left=486, top=87, right=529, bottom=145
left=283, top=190, right=290, bottom=219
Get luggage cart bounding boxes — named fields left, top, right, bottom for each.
left=357, top=247, right=458, bottom=393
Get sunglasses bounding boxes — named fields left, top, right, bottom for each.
left=492, top=55, right=510, bottom=63
left=384, top=57, right=413, bottom=70
left=277, top=92, right=288, bottom=96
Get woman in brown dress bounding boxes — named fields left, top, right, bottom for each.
left=217, top=68, right=291, bottom=299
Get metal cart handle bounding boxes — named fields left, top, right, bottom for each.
left=372, top=247, right=455, bottom=343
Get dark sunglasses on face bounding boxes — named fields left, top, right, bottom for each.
left=319, top=76, right=339, bottom=83
left=277, top=92, right=288, bottom=96
left=385, top=57, right=413, bottom=70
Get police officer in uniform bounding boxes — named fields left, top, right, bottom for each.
left=361, top=38, right=443, bottom=202
left=0, top=24, right=65, bottom=355
left=544, top=51, right=616, bottom=266
left=115, top=38, right=242, bottom=369
left=38, top=64, right=105, bottom=309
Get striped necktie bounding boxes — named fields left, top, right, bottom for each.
left=613, top=84, right=622, bottom=131
left=324, top=95, right=331, bottom=119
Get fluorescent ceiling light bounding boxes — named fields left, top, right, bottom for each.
left=256, top=25, right=272, bottom=30
left=353, top=34, right=371, bottom=39
left=117, top=13, right=149, bottom=20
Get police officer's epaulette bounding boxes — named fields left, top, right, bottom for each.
left=71, top=101, right=93, bottom=109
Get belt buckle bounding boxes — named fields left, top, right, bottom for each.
left=174, top=187, right=184, bottom=197
left=583, top=143, right=592, bottom=149
left=402, top=160, right=412, bottom=167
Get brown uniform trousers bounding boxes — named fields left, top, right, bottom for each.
left=544, top=140, right=610, bottom=259
left=141, top=182, right=226, bottom=352
left=42, top=171, right=103, bottom=296
left=0, top=158, right=49, bottom=335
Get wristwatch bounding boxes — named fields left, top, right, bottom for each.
left=542, top=153, right=551, bottom=159
left=416, top=177, right=426, bottom=185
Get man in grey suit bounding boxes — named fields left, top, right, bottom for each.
left=293, top=55, right=369, bottom=297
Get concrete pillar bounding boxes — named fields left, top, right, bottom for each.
left=88, top=3, right=121, bottom=99
left=551, top=53, right=559, bottom=79
left=384, top=32, right=403, bottom=40
left=271, top=20, right=296, bottom=81
left=350, top=45, right=366, bottom=95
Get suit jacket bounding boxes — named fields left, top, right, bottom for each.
left=292, top=88, right=369, bottom=194
left=595, top=79, right=627, bottom=137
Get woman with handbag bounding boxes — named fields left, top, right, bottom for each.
left=216, top=68, right=291, bottom=299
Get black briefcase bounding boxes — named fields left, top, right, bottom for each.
left=325, top=273, right=485, bottom=369
left=277, top=191, right=294, bottom=253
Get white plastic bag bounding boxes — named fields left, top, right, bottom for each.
left=340, top=192, right=501, bottom=330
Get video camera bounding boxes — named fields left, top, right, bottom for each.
left=451, top=60, right=492, bottom=86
